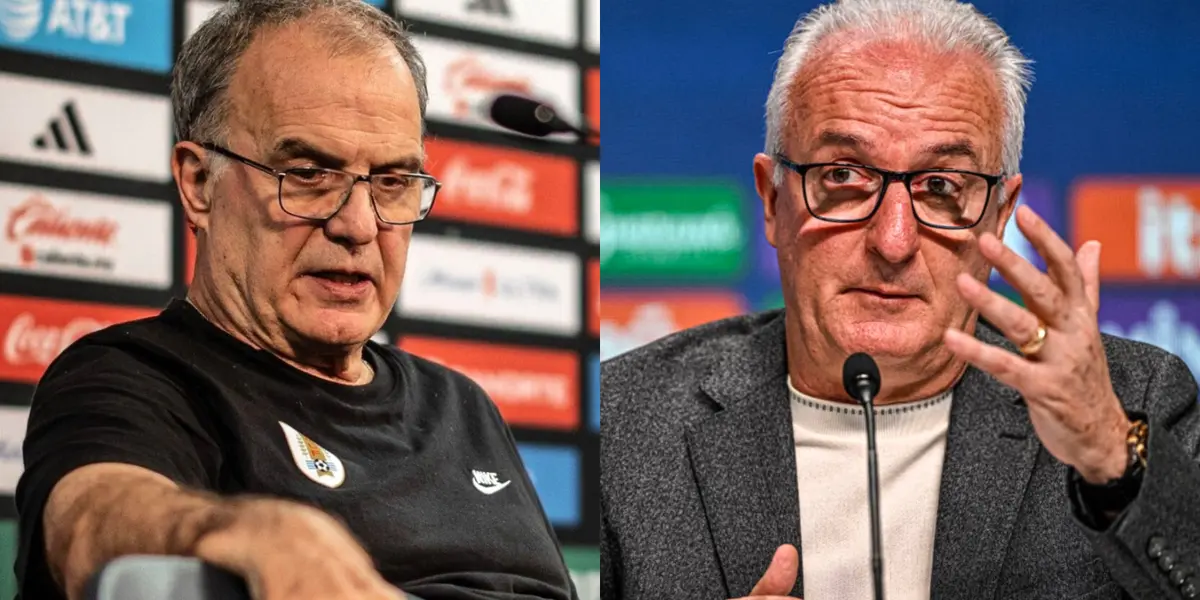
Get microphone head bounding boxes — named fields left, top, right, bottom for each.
left=488, top=94, right=569, bottom=137
left=842, top=352, right=881, bottom=402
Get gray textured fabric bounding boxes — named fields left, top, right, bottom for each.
left=600, top=310, right=1200, bottom=600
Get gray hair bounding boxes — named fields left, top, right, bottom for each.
left=172, top=0, right=428, bottom=146
left=765, top=0, right=1033, bottom=189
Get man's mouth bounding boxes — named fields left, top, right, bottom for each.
left=851, top=288, right=919, bottom=300
left=309, top=271, right=372, bottom=285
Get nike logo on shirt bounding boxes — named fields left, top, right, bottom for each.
left=472, top=469, right=511, bottom=495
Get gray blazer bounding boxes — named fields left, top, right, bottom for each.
left=600, top=310, right=1200, bottom=600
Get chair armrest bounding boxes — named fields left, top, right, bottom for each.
left=83, top=556, right=250, bottom=600
left=83, top=556, right=426, bottom=600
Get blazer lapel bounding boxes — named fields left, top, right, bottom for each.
left=931, top=322, right=1039, bottom=599
left=686, top=315, right=803, bottom=599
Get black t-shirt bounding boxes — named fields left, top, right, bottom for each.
left=15, top=299, right=576, bottom=600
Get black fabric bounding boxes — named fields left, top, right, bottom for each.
left=15, top=299, right=576, bottom=600
left=1069, top=412, right=1149, bottom=531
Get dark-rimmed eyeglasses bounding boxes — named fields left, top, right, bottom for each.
left=774, top=155, right=1004, bottom=230
left=201, top=143, right=440, bottom=225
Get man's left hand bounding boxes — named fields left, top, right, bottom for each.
left=943, top=204, right=1131, bottom=484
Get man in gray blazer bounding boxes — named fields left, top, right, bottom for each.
left=600, top=1, right=1200, bottom=599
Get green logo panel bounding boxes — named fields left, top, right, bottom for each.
left=562, top=546, right=599, bottom=600
left=600, top=180, right=747, bottom=281
left=0, top=519, right=14, bottom=600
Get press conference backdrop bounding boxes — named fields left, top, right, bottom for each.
left=0, top=0, right=600, bottom=598
left=599, top=0, right=1200, bottom=394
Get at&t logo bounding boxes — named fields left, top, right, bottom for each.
left=0, top=0, right=132, bottom=45
left=0, top=0, right=40, bottom=41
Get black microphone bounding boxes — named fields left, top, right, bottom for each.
left=842, top=352, right=884, bottom=600
left=488, top=94, right=596, bottom=140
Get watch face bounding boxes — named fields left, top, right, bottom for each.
left=1127, top=420, right=1149, bottom=470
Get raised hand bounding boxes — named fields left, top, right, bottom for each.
left=944, top=204, right=1131, bottom=484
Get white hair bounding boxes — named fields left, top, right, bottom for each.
left=764, top=0, right=1033, bottom=191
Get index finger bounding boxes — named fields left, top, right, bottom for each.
left=1015, top=204, right=1086, bottom=306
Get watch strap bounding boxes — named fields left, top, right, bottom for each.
left=1070, top=416, right=1149, bottom=529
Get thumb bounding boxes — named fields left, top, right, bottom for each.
left=748, top=544, right=799, bottom=597
left=1075, top=240, right=1102, bottom=312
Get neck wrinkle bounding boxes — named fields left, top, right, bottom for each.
left=184, top=284, right=370, bottom=386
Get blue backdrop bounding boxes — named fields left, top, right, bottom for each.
left=599, top=0, right=1200, bottom=377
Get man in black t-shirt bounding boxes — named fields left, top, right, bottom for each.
left=14, top=2, right=576, bottom=600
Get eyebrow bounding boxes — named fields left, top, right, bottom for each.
left=920, top=140, right=980, bottom=168
left=815, top=130, right=875, bottom=152
left=269, top=138, right=425, bottom=173
left=814, top=131, right=982, bottom=169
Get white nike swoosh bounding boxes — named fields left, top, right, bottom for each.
left=473, top=479, right=512, bottom=495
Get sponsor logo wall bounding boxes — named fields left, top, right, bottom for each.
left=517, top=442, right=581, bottom=527
left=1073, top=181, right=1200, bottom=281
left=416, top=35, right=580, bottom=139
left=0, top=71, right=171, bottom=181
left=0, top=182, right=172, bottom=288
left=400, top=336, right=581, bottom=430
left=0, top=0, right=599, bottom=595
left=0, top=294, right=157, bottom=384
left=600, top=292, right=744, bottom=361
left=0, top=406, right=28, bottom=496
left=598, top=175, right=751, bottom=363
left=399, top=234, right=582, bottom=335
left=424, top=138, right=579, bottom=236
left=0, top=0, right=173, bottom=73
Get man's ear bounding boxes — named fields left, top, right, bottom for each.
left=172, top=141, right=213, bottom=234
left=994, top=173, right=1022, bottom=239
left=753, top=153, right=780, bottom=248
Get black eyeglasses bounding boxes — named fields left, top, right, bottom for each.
left=201, top=143, right=441, bottom=225
left=774, top=155, right=1004, bottom=230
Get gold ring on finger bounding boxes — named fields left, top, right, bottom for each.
left=1019, top=323, right=1048, bottom=357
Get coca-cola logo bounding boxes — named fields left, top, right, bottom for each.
left=441, top=157, right=534, bottom=213
left=6, top=195, right=118, bottom=246
left=444, top=56, right=532, bottom=117
left=3, top=313, right=108, bottom=367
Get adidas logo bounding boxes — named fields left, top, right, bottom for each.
left=465, top=0, right=510, bottom=17
left=32, top=101, right=91, bottom=156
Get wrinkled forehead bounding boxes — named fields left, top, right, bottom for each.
left=225, top=20, right=422, bottom=152
left=787, top=35, right=1005, bottom=169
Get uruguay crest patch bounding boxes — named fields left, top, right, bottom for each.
left=279, top=421, right=346, bottom=489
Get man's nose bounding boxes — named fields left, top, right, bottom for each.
left=864, top=181, right=921, bottom=265
left=323, top=181, right=379, bottom=246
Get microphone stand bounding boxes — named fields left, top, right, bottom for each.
left=855, top=377, right=885, bottom=600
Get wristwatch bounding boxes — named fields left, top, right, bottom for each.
left=1071, top=417, right=1149, bottom=529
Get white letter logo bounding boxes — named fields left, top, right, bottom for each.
left=471, top=469, right=511, bottom=495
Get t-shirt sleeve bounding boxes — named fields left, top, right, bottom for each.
left=14, top=340, right=221, bottom=599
